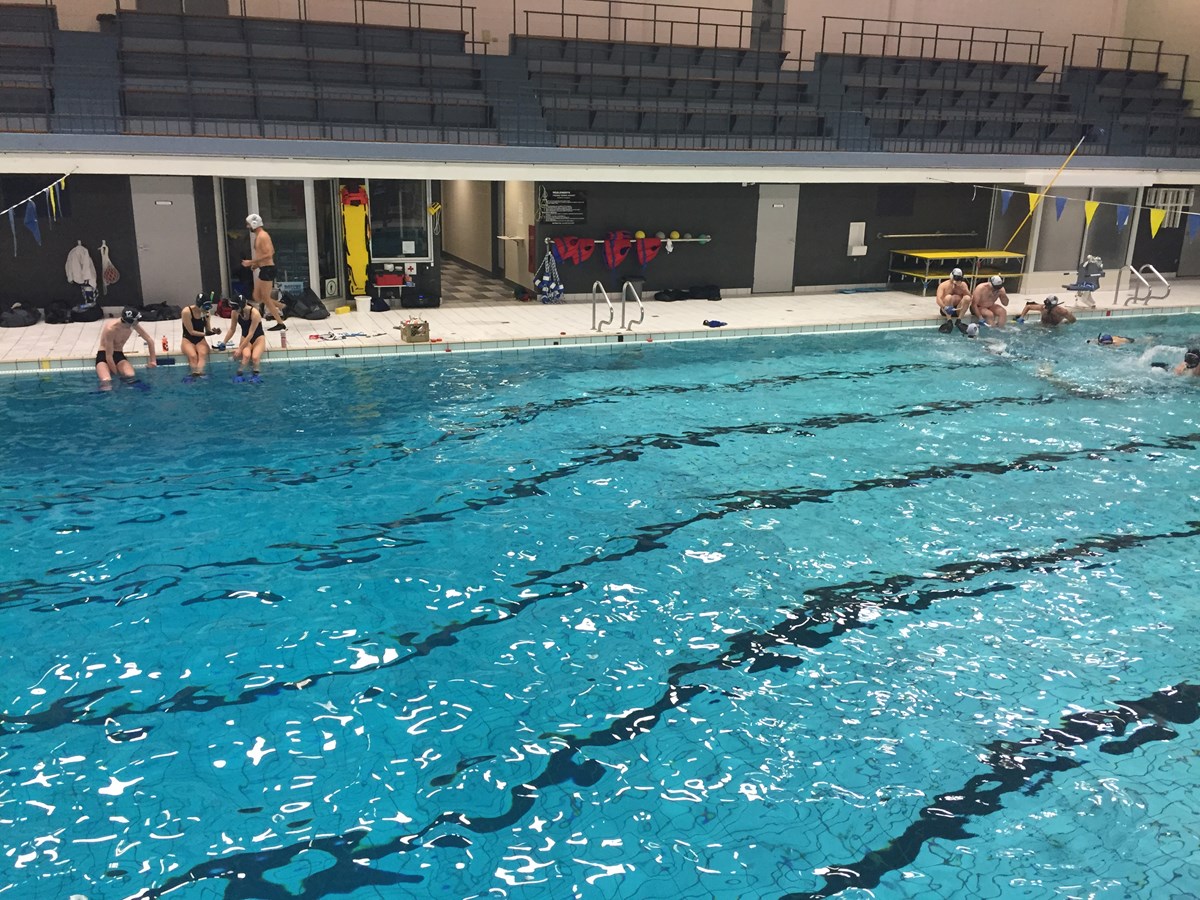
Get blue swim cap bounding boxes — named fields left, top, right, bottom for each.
left=1098, top=334, right=1113, bottom=344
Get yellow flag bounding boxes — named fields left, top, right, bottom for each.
left=1084, top=200, right=1099, bottom=226
left=1028, top=192, right=1041, bottom=212
left=1148, top=208, right=1166, bottom=238
left=48, top=185, right=56, bottom=219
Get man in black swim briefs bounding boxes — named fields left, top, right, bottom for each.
left=96, top=307, right=157, bottom=389
left=242, top=214, right=287, bottom=331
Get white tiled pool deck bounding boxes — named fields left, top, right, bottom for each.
left=3, top=281, right=1199, bottom=376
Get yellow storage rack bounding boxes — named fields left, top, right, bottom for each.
left=888, top=248, right=1026, bottom=296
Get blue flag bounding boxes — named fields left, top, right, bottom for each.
left=1188, top=214, right=1200, bottom=241
left=1116, top=205, right=1131, bottom=232
left=23, top=200, right=41, bottom=246
left=1055, top=195, right=1067, bottom=220
left=7, top=208, right=14, bottom=256
left=1000, top=190, right=1013, bottom=215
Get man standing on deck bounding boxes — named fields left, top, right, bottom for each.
left=242, top=214, right=287, bottom=331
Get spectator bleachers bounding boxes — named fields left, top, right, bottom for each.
left=1, top=2, right=1199, bottom=157
left=107, top=9, right=496, bottom=141
left=812, top=49, right=1088, bottom=152
left=0, top=3, right=55, bottom=128
left=511, top=34, right=823, bottom=149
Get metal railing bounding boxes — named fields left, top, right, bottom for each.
left=111, top=0, right=475, bottom=33
left=591, top=281, right=614, bottom=332
left=820, top=16, right=1048, bottom=68
left=1124, top=264, right=1170, bottom=306
left=621, top=279, right=644, bottom=331
left=1070, top=34, right=1188, bottom=87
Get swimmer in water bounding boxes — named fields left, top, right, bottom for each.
left=1088, top=333, right=1134, bottom=347
left=1173, top=347, right=1200, bottom=377
left=1015, top=295, right=1076, bottom=327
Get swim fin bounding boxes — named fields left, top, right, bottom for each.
left=249, top=374, right=262, bottom=384
left=233, top=373, right=246, bottom=384
left=955, top=320, right=968, bottom=334
left=938, top=320, right=953, bottom=334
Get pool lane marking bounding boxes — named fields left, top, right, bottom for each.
left=779, top=680, right=1200, bottom=900
left=512, top=429, right=1200, bottom=588
left=115, top=524, right=1200, bottom=900
left=325, top=387, right=1055, bottom=547
left=5, top=426, right=1196, bottom=743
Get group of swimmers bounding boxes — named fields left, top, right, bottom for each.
left=95, top=293, right=270, bottom=389
left=933, top=268, right=1200, bottom=376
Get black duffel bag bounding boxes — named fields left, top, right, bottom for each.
left=0, top=304, right=40, bottom=327
left=140, top=302, right=181, bottom=321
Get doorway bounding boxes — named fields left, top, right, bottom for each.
left=753, top=184, right=799, bottom=293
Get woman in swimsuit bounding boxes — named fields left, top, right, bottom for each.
left=221, top=295, right=266, bottom=383
left=180, top=293, right=217, bottom=380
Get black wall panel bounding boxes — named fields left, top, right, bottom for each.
left=0, top=175, right=142, bottom=309
left=536, top=181, right=757, bottom=294
left=793, top=183, right=993, bottom=286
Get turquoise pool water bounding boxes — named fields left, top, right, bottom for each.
left=2, top=317, right=1199, bottom=900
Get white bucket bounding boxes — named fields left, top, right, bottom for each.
left=355, top=295, right=371, bottom=313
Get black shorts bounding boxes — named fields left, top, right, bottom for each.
left=96, top=350, right=127, bottom=366
left=257, top=265, right=276, bottom=282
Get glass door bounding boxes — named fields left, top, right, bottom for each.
left=255, top=179, right=310, bottom=294
left=314, top=180, right=342, bottom=301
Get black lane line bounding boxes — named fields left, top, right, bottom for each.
left=780, top=681, right=1200, bottom=900
left=120, top=525, right=1200, bottom=900
left=2, top=364, right=944, bottom=519
left=513, top=431, right=1200, bottom=589
left=332, top=390, right=1056, bottom=546
left=428, top=361, right=946, bottom=443
left=0, top=580, right=588, bottom=736
left=4, top=416, right=1195, bottom=738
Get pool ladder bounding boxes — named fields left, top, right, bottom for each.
left=591, top=280, right=646, bottom=332
left=1121, top=264, right=1170, bottom=306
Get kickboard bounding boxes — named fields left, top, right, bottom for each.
left=837, top=286, right=889, bottom=294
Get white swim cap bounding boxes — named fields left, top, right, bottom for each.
left=989, top=275, right=1004, bottom=288
left=246, top=213, right=263, bottom=229
left=966, top=323, right=979, bottom=338
left=950, top=267, right=964, bottom=280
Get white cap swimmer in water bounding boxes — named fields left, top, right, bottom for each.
left=965, top=323, right=979, bottom=338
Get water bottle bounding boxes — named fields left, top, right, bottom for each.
left=280, top=332, right=288, bottom=349
left=161, top=336, right=168, bottom=351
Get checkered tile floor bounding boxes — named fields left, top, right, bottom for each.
left=440, top=257, right=515, bottom=307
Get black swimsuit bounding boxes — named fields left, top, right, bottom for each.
left=183, top=309, right=207, bottom=345
left=239, top=311, right=264, bottom=343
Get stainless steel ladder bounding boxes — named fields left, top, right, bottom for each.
left=1122, top=264, right=1170, bottom=306
left=591, top=281, right=615, bottom=331
left=621, top=280, right=646, bottom=331
left=592, top=280, right=646, bottom=332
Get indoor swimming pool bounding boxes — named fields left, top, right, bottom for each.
left=2, top=316, right=1199, bottom=899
